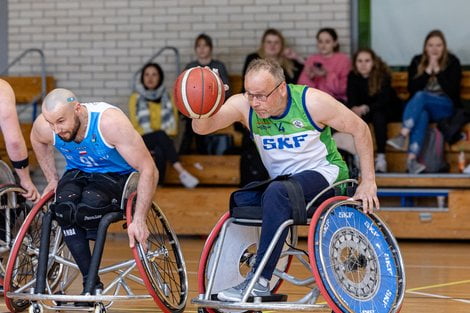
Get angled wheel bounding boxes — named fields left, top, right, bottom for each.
left=0, top=185, right=30, bottom=282
left=308, top=196, right=405, bottom=313
left=127, top=192, right=188, bottom=313
left=197, top=213, right=293, bottom=313
left=4, top=191, right=67, bottom=312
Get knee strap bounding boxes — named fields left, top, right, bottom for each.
left=75, top=203, right=121, bottom=230
left=51, top=201, right=76, bottom=227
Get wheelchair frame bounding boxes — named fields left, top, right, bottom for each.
left=193, top=179, right=406, bottom=313
left=0, top=160, right=30, bottom=285
left=3, top=172, right=188, bottom=313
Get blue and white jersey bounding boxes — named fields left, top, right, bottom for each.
left=54, top=102, right=135, bottom=174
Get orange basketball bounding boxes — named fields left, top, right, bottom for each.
left=173, top=67, right=225, bottom=119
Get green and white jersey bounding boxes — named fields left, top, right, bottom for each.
left=249, top=84, right=349, bottom=184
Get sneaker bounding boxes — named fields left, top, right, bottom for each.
left=217, top=272, right=271, bottom=302
left=387, top=135, right=407, bottom=151
left=375, top=154, right=387, bottom=173
left=407, top=159, right=426, bottom=174
left=179, top=170, right=199, bottom=188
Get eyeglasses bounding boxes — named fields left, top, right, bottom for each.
left=244, top=82, right=283, bottom=102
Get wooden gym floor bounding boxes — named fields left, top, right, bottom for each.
left=2, top=237, right=470, bottom=313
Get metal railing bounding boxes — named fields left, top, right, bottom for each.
left=131, top=46, right=180, bottom=92
left=0, top=48, right=48, bottom=120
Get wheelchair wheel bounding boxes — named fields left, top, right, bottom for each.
left=197, top=213, right=294, bottom=313
left=308, top=196, right=405, bottom=313
left=0, top=185, right=30, bottom=282
left=4, top=192, right=66, bottom=313
left=127, top=193, right=188, bottom=313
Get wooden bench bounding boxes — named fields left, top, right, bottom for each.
left=0, top=76, right=56, bottom=104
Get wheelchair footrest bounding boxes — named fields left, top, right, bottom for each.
left=210, top=293, right=288, bottom=302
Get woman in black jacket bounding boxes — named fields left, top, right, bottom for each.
left=347, top=48, right=402, bottom=172
left=387, top=30, right=462, bottom=174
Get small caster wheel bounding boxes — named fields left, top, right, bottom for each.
left=94, top=302, right=106, bottom=313
left=28, top=303, right=43, bottom=313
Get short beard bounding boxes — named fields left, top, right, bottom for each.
left=59, top=115, right=81, bottom=142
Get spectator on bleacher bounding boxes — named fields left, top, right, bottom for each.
left=0, top=79, right=39, bottom=201
left=297, top=27, right=350, bottom=103
left=387, top=30, right=462, bottom=174
left=180, top=33, right=233, bottom=155
left=347, top=48, right=403, bottom=173
left=242, top=28, right=304, bottom=86
left=128, top=62, right=198, bottom=188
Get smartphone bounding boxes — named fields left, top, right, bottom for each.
left=313, top=62, right=323, bottom=69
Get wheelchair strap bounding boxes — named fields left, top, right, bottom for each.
left=280, top=179, right=307, bottom=225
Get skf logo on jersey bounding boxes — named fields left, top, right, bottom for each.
left=292, top=119, right=304, bottom=128
left=262, top=134, right=308, bottom=150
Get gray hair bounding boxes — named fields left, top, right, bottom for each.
left=245, top=58, right=285, bottom=84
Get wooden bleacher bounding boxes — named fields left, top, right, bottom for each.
left=0, top=76, right=56, bottom=168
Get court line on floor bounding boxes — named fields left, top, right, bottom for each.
left=407, top=291, right=470, bottom=304
left=407, top=279, right=470, bottom=292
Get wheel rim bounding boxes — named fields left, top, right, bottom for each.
left=4, top=192, right=65, bottom=312
left=128, top=193, right=187, bottom=313
left=309, top=198, right=405, bottom=313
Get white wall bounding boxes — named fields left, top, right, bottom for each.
left=7, top=0, right=351, bottom=109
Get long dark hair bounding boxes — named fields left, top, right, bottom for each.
left=352, top=48, right=391, bottom=96
left=140, top=63, right=164, bottom=90
left=316, top=27, right=340, bottom=52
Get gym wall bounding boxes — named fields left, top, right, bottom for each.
left=6, top=0, right=351, bottom=108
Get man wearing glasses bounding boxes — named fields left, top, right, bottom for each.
left=192, top=58, right=378, bottom=301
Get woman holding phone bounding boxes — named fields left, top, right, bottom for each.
left=297, top=27, right=350, bottom=102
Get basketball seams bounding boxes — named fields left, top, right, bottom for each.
left=205, top=69, right=223, bottom=117
left=181, top=67, right=199, bottom=119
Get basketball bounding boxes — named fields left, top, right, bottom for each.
left=173, top=67, right=225, bottom=119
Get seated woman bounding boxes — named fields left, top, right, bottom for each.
left=128, top=62, right=199, bottom=188
left=347, top=48, right=402, bottom=173
left=297, top=27, right=350, bottom=103
left=387, top=30, right=462, bottom=174
left=242, top=28, right=304, bottom=86
left=179, top=33, right=232, bottom=155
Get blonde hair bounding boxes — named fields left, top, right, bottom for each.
left=257, top=28, right=295, bottom=79
left=416, top=30, right=449, bottom=77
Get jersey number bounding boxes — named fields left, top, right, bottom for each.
left=80, top=156, right=99, bottom=167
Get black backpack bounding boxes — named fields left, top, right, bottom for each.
left=437, top=108, right=470, bottom=144
left=418, top=127, right=449, bottom=173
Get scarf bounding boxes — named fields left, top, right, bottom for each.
left=136, top=84, right=176, bottom=135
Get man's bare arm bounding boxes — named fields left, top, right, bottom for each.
left=0, top=79, right=39, bottom=201
left=100, top=109, right=157, bottom=250
left=306, top=88, right=378, bottom=212
left=192, top=94, right=249, bottom=135
left=30, top=114, right=59, bottom=195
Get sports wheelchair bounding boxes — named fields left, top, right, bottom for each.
left=3, top=172, right=188, bottom=313
left=193, top=179, right=405, bottom=313
left=0, top=160, right=32, bottom=288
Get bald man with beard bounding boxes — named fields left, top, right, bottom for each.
left=30, top=88, right=157, bottom=303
